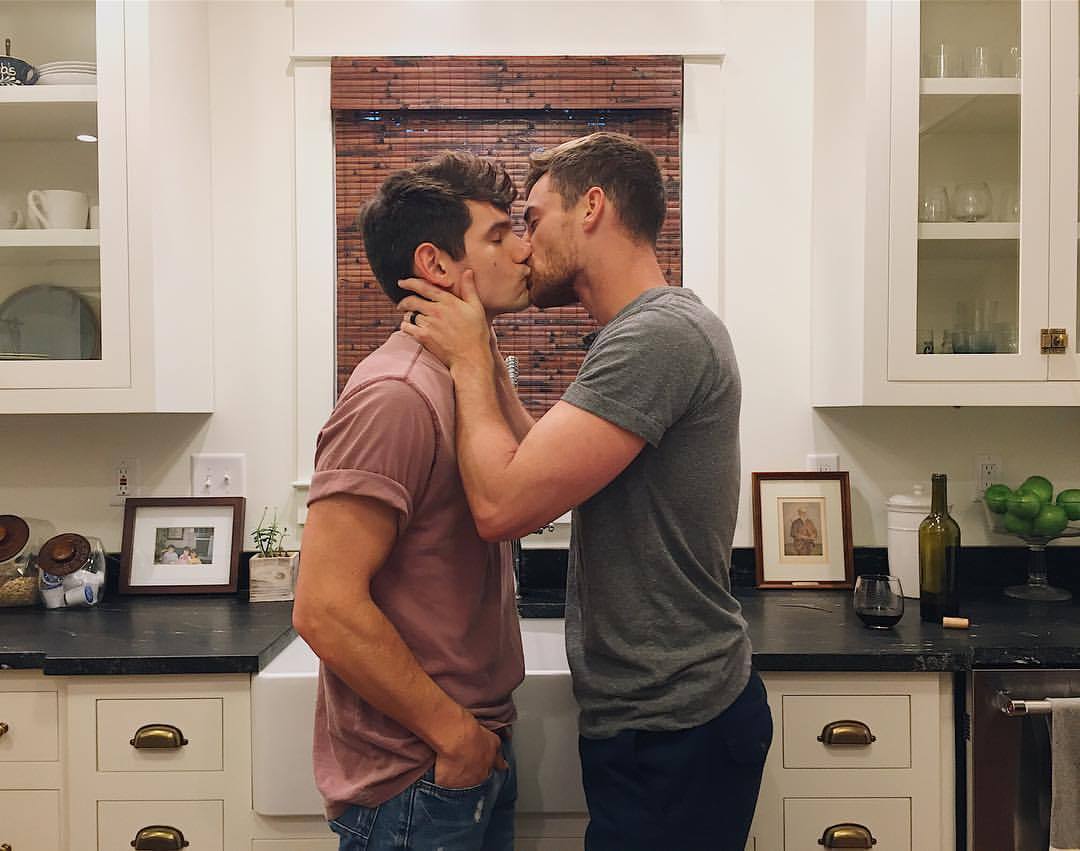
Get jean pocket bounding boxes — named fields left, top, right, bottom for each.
left=417, top=770, right=495, bottom=799
left=328, top=803, right=380, bottom=846
left=723, top=702, right=773, bottom=766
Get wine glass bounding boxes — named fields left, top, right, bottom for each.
left=952, top=182, right=992, bottom=222
left=853, top=575, right=905, bottom=629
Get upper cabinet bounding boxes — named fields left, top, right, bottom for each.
left=0, top=1, right=213, bottom=413
left=812, top=0, right=1080, bottom=405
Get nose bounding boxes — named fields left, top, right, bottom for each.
left=514, top=232, right=532, bottom=263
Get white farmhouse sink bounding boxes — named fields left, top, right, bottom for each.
left=252, top=618, right=586, bottom=817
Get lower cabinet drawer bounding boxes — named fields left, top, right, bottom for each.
left=783, top=797, right=910, bottom=850
left=251, top=840, right=339, bottom=850
left=0, top=690, right=60, bottom=762
left=98, top=800, right=223, bottom=851
left=782, top=694, right=911, bottom=769
left=0, top=789, right=60, bottom=851
left=97, top=698, right=223, bottom=772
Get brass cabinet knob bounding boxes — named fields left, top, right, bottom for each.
left=2, top=842, right=12, bottom=851
left=130, top=825, right=189, bottom=850
left=818, top=822, right=877, bottom=847
left=129, top=723, right=188, bottom=749
left=0, top=721, right=8, bottom=738
left=817, top=719, right=876, bottom=746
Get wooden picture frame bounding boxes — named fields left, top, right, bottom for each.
left=120, top=497, right=245, bottom=595
left=752, top=472, right=854, bottom=589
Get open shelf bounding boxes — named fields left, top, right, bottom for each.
left=919, top=223, right=1019, bottom=239
left=0, top=86, right=97, bottom=142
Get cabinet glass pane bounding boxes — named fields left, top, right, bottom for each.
left=0, top=1, right=100, bottom=362
left=917, top=0, right=1020, bottom=356
left=917, top=239, right=1018, bottom=355
left=921, top=0, right=1021, bottom=80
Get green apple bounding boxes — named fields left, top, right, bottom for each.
left=1020, top=475, right=1054, bottom=505
left=1056, top=489, right=1080, bottom=522
left=1004, top=512, right=1034, bottom=536
left=1007, top=488, right=1043, bottom=520
left=984, top=483, right=1012, bottom=514
left=1032, top=504, right=1069, bottom=538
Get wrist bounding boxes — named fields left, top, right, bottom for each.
left=428, top=706, right=479, bottom=755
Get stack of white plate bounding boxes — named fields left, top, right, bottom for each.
left=36, top=61, right=97, bottom=86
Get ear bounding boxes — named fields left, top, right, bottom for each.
left=581, top=186, right=606, bottom=234
left=412, top=242, right=455, bottom=289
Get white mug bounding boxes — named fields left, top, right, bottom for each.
left=0, top=205, right=22, bottom=228
left=27, top=189, right=90, bottom=230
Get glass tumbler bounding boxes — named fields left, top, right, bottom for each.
left=919, top=186, right=950, bottom=223
left=853, top=574, right=905, bottom=629
left=952, top=182, right=992, bottom=222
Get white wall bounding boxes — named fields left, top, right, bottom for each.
left=2, top=0, right=1079, bottom=553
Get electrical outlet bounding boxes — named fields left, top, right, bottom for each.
left=191, top=453, right=247, bottom=497
left=110, top=457, right=140, bottom=507
left=806, top=453, right=840, bottom=473
left=975, top=453, right=1001, bottom=499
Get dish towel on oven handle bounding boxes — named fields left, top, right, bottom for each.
left=1050, top=697, right=1080, bottom=851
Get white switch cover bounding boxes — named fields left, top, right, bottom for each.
left=191, top=453, right=247, bottom=497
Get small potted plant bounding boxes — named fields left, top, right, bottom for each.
left=248, top=507, right=298, bottom=602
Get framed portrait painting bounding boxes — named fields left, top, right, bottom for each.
left=120, top=497, right=245, bottom=594
left=752, top=471, right=854, bottom=589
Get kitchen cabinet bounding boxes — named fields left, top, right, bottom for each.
left=746, top=673, right=954, bottom=851
left=0, top=673, right=63, bottom=851
left=0, top=0, right=213, bottom=413
left=812, top=0, right=1080, bottom=405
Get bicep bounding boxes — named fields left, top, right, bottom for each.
left=296, top=494, right=398, bottom=605
left=502, top=401, right=644, bottom=532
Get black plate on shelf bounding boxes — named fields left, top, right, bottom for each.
left=0, top=56, right=38, bottom=86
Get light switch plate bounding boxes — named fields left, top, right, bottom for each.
left=191, top=453, right=247, bottom=497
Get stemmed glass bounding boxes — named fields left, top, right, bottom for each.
left=853, top=575, right=905, bottom=629
left=952, top=182, right=992, bottom=222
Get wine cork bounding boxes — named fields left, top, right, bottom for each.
left=942, top=616, right=969, bottom=629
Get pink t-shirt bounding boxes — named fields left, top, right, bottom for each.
left=307, top=332, right=524, bottom=817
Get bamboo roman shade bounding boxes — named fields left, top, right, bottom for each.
left=333, top=56, right=683, bottom=413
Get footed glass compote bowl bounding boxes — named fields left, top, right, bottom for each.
left=983, top=502, right=1079, bottom=601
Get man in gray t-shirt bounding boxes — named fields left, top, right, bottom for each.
left=399, top=132, right=772, bottom=851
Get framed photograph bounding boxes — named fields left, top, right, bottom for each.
left=120, top=497, right=245, bottom=595
left=752, top=472, right=854, bottom=589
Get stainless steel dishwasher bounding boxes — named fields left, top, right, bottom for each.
left=969, top=670, right=1080, bottom=850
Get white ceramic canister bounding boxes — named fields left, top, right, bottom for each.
left=886, top=484, right=954, bottom=599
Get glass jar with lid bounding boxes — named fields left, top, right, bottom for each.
left=38, top=532, right=107, bottom=608
left=0, top=514, right=56, bottom=607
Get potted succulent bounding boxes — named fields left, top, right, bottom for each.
left=248, top=507, right=298, bottom=602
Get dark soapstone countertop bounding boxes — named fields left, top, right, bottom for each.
left=0, top=597, right=295, bottom=675
left=3, top=582, right=1079, bottom=677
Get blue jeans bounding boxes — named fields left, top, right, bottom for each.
left=328, top=738, right=516, bottom=851
left=579, top=670, right=773, bottom=851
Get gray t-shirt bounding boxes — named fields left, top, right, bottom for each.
left=562, top=286, right=752, bottom=739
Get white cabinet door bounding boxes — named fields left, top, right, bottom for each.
left=1048, top=0, right=1080, bottom=382
left=0, top=790, right=61, bottom=851
left=888, top=0, right=1050, bottom=383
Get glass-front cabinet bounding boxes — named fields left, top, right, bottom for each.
left=886, top=0, right=1080, bottom=387
left=0, top=1, right=213, bottom=413
left=0, top=1, right=129, bottom=389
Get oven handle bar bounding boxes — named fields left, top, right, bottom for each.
left=1001, top=699, right=1053, bottom=716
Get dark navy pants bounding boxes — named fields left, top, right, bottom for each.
left=579, top=670, right=772, bottom=851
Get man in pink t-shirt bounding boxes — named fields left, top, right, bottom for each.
left=293, top=152, right=534, bottom=851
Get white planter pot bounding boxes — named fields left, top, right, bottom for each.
left=249, top=554, right=298, bottom=602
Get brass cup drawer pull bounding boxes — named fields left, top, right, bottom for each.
left=817, top=720, right=876, bottom=746
left=2, top=842, right=11, bottom=851
left=0, top=721, right=8, bottom=738
left=818, top=822, right=877, bottom=848
left=131, top=825, right=189, bottom=850
left=130, top=723, right=189, bottom=749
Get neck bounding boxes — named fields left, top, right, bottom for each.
left=574, top=241, right=667, bottom=325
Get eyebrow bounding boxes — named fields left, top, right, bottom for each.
left=483, top=218, right=513, bottom=238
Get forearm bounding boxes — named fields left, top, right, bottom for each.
left=493, top=363, right=536, bottom=441
left=452, top=360, right=529, bottom=539
left=303, top=593, right=473, bottom=753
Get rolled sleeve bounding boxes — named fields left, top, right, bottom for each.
left=308, top=378, right=437, bottom=527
